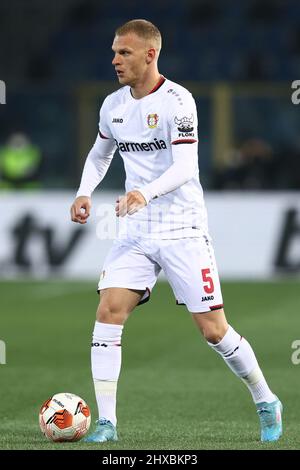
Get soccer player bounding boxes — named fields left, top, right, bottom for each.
left=70, top=19, right=282, bottom=444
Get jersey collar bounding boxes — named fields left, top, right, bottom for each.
left=148, top=75, right=166, bottom=95
left=129, top=75, right=166, bottom=99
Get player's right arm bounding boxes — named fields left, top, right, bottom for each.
left=71, top=99, right=117, bottom=224
left=71, top=133, right=116, bottom=224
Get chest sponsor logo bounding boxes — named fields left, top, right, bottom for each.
left=115, top=138, right=167, bottom=152
left=147, top=113, right=159, bottom=129
left=175, top=114, right=194, bottom=134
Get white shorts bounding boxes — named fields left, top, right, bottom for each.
left=98, top=236, right=223, bottom=313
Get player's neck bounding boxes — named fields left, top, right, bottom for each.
left=130, top=72, right=163, bottom=99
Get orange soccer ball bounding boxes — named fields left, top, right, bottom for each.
left=39, top=392, right=91, bottom=442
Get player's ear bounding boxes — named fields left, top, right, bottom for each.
left=146, top=48, right=156, bottom=64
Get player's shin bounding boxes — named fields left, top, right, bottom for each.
left=91, top=321, right=123, bottom=426
left=208, top=325, right=276, bottom=404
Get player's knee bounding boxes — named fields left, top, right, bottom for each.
left=202, top=324, right=228, bottom=344
left=96, top=301, right=129, bottom=324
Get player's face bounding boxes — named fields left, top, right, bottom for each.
left=112, top=33, right=150, bottom=86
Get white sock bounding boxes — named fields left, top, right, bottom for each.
left=208, top=325, right=276, bottom=404
left=91, top=321, right=123, bottom=426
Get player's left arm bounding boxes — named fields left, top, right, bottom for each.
left=138, top=139, right=198, bottom=203
left=116, top=93, right=198, bottom=216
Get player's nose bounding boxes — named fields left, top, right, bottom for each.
left=112, top=54, right=120, bottom=66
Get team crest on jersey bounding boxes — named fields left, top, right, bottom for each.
left=147, top=114, right=159, bottom=129
left=175, top=114, right=194, bottom=133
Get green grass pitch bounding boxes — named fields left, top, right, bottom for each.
left=0, top=280, right=299, bottom=450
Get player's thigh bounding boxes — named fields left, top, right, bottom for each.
left=96, top=287, right=145, bottom=324
left=96, top=239, right=160, bottom=323
left=98, top=239, right=160, bottom=293
left=159, top=236, right=224, bottom=314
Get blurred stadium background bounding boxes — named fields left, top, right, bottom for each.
left=0, top=0, right=299, bottom=450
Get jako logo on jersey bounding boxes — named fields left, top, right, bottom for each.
left=175, top=114, right=194, bottom=133
left=112, top=118, right=123, bottom=123
left=147, top=114, right=159, bottom=128
left=115, top=138, right=167, bottom=152
left=202, top=295, right=214, bottom=301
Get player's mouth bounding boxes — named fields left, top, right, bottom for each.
left=116, top=70, right=124, bottom=77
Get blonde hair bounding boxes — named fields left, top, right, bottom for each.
left=115, top=19, right=162, bottom=51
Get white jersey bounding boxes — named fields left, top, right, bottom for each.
left=99, top=77, right=208, bottom=239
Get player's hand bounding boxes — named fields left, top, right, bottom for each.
left=70, top=196, right=91, bottom=224
left=116, top=191, right=147, bottom=217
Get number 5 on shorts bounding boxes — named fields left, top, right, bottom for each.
left=201, top=268, right=214, bottom=294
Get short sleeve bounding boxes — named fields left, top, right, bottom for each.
left=98, top=97, right=113, bottom=140
left=169, top=92, right=198, bottom=146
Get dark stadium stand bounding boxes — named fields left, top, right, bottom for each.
left=0, top=0, right=299, bottom=189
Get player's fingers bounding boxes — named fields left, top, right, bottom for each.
left=127, top=208, right=137, bottom=215
left=75, top=207, right=83, bottom=217
left=125, top=195, right=135, bottom=210
left=117, top=193, right=143, bottom=217
left=79, top=212, right=89, bottom=219
left=126, top=195, right=146, bottom=215
left=74, top=204, right=90, bottom=219
left=82, top=203, right=91, bottom=217
left=71, top=205, right=87, bottom=223
left=118, top=206, right=127, bottom=217
left=117, top=196, right=128, bottom=217
left=71, top=206, right=79, bottom=222
left=127, top=203, right=141, bottom=215
left=72, top=215, right=86, bottom=224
